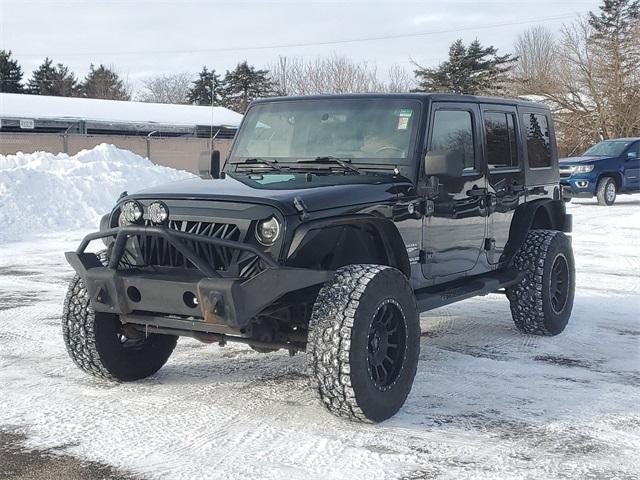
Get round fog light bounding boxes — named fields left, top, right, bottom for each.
left=256, top=216, right=281, bottom=246
left=121, top=201, right=143, bottom=224
left=148, top=201, right=169, bottom=224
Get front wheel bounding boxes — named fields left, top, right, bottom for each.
left=506, top=230, right=575, bottom=336
left=307, top=265, right=420, bottom=423
left=596, top=177, right=617, bottom=205
left=62, top=264, right=177, bottom=381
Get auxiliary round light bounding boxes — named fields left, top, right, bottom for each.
left=121, top=200, right=143, bottom=224
left=148, top=201, right=169, bottom=224
left=256, top=216, right=281, bottom=246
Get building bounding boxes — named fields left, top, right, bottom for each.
left=0, top=93, right=243, bottom=172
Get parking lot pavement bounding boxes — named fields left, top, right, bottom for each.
left=0, top=429, right=136, bottom=480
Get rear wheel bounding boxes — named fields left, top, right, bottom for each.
left=596, top=176, right=617, bottom=205
left=307, top=265, right=420, bottom=422
left=506, top=230, right=575, bottom=336
left=62, top=252, right=177, bottom=381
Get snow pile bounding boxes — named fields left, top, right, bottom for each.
left=0, top=143, right=193, bottom=243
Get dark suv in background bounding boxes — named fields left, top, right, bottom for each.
left=560, top=138, right=640, bottom=205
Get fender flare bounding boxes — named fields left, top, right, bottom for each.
left=503, top=198, right=571, bottom=265
left=286, top=214, right=411, bottom=277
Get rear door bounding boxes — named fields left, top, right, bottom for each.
left=422, top=102, right=487, bottom=279
left=481, top=104, right=525, bottom=264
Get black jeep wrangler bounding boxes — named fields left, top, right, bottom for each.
left=63, top=94, right=574, bottom=423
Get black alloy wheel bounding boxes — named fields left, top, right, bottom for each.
left=549, top=254, right=570, bottom=314
left=367, top=299, right=407, bottom=391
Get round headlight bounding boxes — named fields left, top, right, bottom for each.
left=256, top=216, right=281, bottom=246
left=121, top=200, right=143, bottom=224
left=148, top=201, right=169, bottom=224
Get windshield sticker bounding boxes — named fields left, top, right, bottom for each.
left=397, top=116, right=409, bottom=130
left=398, top=109, right=413, bottom=117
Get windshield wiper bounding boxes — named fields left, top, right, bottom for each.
left=238, top=158, right=284, bottom=172
left=298, top=156, right=361, bottom=174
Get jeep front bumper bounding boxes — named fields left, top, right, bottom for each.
left=66, top=225, right=332, bottom=335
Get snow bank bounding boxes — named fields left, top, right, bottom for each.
left=0, top=144, right=193, bottom=243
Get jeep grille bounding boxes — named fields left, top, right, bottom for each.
left=120, top=219, right=265, bottom=278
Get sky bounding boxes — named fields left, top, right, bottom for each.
left=1, top=0, right=602, bottom=95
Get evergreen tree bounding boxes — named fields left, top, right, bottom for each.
left=221, top=61, right=277, bottom=113
left=51, top=63, right=79, bottom=97
left=27, top=58, right=56, bottom=94
left=0, top=50, right=24, bottom=93
left=27, top=58, right=79, bottom=96
left=589, top=0, right=639, bottom=45
left=413, top=39, right=516, bottom=95
left=588, top=0, right=640, bottom=136
left=80, top=64, right=130, bottom=100
left=187, top=66, right=222, bottom=105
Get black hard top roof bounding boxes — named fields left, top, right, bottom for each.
left=251, top=92, right=549, bottom=110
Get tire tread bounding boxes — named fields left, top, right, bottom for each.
left=307, top=264, right=391, bottom=422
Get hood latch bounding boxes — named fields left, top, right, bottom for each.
left=293, top=196, right=310, bottom=220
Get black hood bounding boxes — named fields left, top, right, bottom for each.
left=128, top=172, right=413, bottom=215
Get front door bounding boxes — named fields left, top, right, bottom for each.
left=623, top=141, right=640, bottom=192
left=481, top=105, right=525, bottom=264
left=422, top=103, right=487, bottom=279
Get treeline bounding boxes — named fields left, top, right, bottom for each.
left=0, top=56, right=131, bottom=100
left=1, top=0, right=637, bottom=155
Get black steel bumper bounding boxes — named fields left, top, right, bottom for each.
left=65, top=226, right=333, bottom=333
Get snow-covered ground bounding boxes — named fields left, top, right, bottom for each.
left=0, top=146, right=638, bottom=479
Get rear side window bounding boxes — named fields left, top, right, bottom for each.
left=484, top=112, right=518, bottom=169
left=429, top=110, right=475, bottom=170
left=523, top=113, right=552, bottom=168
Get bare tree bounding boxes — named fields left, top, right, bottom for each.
left=269, top=55, right=413, bottom=95
left=514, top=2, right=640, bottom=156
left=381, top=64, right=415, bottom=93
left=513, top=26, right=559, bottom=94
left=548, top=14, right=638, bottom=154
left=138, top=73, right=193, bottom=104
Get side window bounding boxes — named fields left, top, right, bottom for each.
left=429, top=110, right=475, bottom=171
left=628, top=142, right=639, bottom=159
left=523, top=113, right=552, bottom=168
left=484, top=111, right=518, bottom=169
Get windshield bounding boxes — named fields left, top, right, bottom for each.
left=229, top=98, right=421, bottom=165
left=583, top=140, right=631, bottom=157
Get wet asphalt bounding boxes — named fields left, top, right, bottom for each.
left=0, top=430, right=138, bottom=480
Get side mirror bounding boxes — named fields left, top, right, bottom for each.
left=424, top=150, right=464, bottom=178
left=198, top=150, right=221, bottom=179
left=627, top=151, right=638, bottom=160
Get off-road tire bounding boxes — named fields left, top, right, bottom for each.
left=307, top=265, right=420, bottom=423
left=596, top=176, right=617, bottom=206
left=62, top=251, right=177, bottom=381
left=506, top=230, right=575, bottom=336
